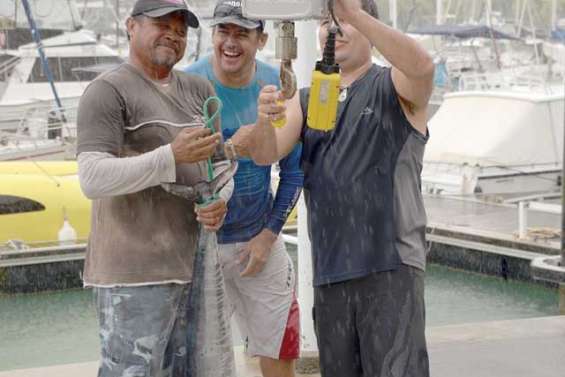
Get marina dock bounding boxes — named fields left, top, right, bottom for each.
left=1, top=194, right=564, bottom=376
left=425, top=195, right=561, bottom=284
left=1, top=194, right=561, bottom=293
left=1, top=151, right=564, bottom=375
left=1, top=315, right=563, bottom=377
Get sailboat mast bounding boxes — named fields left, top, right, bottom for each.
left=436, top=0, right=443, bottom=25
left=389, top=0, right=398, bottom=29
left=485, top=0, right=492, bottom=27
left=551, top=0, right=557, bottom=32
left=20, top=0, right=65, bottom=120
left=116, top=0, right=120, bottom=47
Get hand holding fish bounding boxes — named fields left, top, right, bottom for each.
left=195, top=198, right=227, bottom=231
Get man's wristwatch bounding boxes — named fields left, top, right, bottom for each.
left=224, top=138, right=238, bottom=160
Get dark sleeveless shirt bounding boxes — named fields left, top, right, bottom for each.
left=300, top=65, right=428, bottom=286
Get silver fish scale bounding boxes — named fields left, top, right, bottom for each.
left=186, top=229, right=236, bottom=377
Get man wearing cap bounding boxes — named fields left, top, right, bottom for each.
left=184, top=1, right=303, bottom=376
left=77, top=0, right=236, bottom=375
left=250, top=0, right=434, bottom=376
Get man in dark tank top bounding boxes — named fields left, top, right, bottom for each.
left=247, top=0, right=434, bottom=376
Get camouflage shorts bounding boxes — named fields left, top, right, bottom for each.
left=93, top=284, right=190, bottom=377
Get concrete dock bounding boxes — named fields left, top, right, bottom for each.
left=1, top=316, right=563, bottom=377
left=424, top=195, right=558, bottom=251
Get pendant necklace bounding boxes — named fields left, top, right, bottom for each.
left=338, top=87, right=347, bottom=102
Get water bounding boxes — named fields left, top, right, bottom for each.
left=425, top=265, right=558, bottom=325
left=0, top=264, right=559, bottom=372
left=0, top=289, right=99, bottom=371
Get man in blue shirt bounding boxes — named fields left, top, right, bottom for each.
left=185, top=1, right=303, bottom=376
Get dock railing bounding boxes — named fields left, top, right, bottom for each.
left=517, top=200, right=561, bottom=240
left=517, top=196, right=565, bottom=313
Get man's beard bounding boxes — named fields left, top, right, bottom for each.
left=152, top=55, right=177, bottom=69
left=152, top=50, right=178, bottom=69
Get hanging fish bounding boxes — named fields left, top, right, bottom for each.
left=186, top=226, right=236, bottom=377
left=160, top=95, right=236, bottom=376
left=161, top=157, right=237, bottom=377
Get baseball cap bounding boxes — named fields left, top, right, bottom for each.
left=131, top=0, right=200, bottom=28
left=210, top=0, right=264, bottom=30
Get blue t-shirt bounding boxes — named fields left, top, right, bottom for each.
left=185, top=56, right=303, bottom=243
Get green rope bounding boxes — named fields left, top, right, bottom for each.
left=201, top=96, right=223, bottom=203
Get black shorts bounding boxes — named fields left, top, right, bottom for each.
left=313, top=264, right=429, bottom=377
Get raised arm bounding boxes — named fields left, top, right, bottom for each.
left=335, top=0, right=434, bottom=132
left=245, top=85, right=303, bottom=165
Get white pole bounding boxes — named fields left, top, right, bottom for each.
left=526, top=1, right=540, bottom=64
left=515, top=0, right=521, bottom=36
left=389, top=0, right=398, bottom=29
left=518, top=0, right=528, bottom=37
left=436, top=0, right=443, bottom=25
left=551, top=0, right=558, bottom=31
left=295, top=21, right=317, bottom=88
left=518, top=201, right=528, bottom=240
left=470, top=0, right=478, bottom=23
left=297, top=195, right=317, bottom=355
left=295, top=20, right=318, bottom=358
left=485, top=0, right=492, bottom=27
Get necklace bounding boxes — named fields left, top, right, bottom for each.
left=338, top=87, right=347, bottom=102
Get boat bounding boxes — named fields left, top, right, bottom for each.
left=409, top=23, right=540, bottom=119
left=0, top=161, right=90, bottom=248
left=422, top=78, right=563, bottom=195
left=0, top=134, right=74, bottom=161
left=0, top=161, right=297, bottom=249
left=0, top=29, right=122, bottom=131
left=0, top=24, right=122, bottom=161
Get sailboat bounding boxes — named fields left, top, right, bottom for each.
left=416, top=0, right=565, bottom=196
left=0, top=0, right=123, bottom=161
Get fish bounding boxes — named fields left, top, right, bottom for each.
left=186, top=227, right=236, bottom=377
left=161, top=159, right=238, bottom=377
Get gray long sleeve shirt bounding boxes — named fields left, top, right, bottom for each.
left=78, top=147, right=234, bottom=203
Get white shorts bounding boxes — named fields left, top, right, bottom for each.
left=218, top=235, right=299, bottom=359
